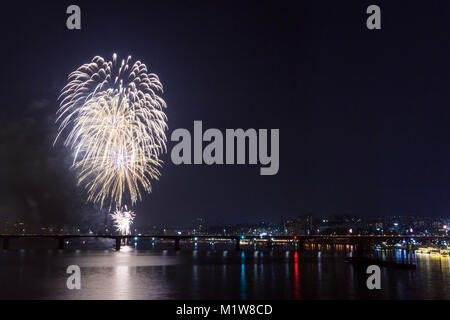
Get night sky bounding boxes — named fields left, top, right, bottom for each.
left=1, top=1, right=450, bottom=228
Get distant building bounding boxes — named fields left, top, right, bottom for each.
left=195, top=217, right=206, bottom=234
left=284, top=215, right=314, bottom=235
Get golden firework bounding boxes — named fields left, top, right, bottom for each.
left=56, top=54, right=167, bottom=208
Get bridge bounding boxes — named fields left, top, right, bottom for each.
left=0, top=234, right=449, bottom=252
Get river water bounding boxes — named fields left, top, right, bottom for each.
left=0, top=239, right=448, bottom=299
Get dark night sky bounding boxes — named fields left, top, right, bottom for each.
left=1, top=1, right=450, bottom=227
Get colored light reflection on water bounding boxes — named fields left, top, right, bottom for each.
left=240, top=251, right=247, bottom=300
left=294, top=251, right=300, bottom=299
left=0, top=243, right=449, bottom=299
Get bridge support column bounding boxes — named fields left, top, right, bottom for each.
left=235, top=237, right=241, bottom=251
left=57, top=238, right=65, bottom=250
left=296, top=239, right=305, bottom=251
left=355, top=239, right=370, bottom=257
left=2, top=238, right=9, bottom=250
left=174, top=238, right=180, bottom=251
left=266, top=239, right=273, bottom=248
left=115, top=238, right=121, bottom=251
left=355, top=240, right=362, bottom=257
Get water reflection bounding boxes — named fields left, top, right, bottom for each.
left=114, top=265, right=131, bottom=299
left=240, top=251, right=247, bottom=300
left=294, top=251, right=300, bottom=299
left=0, top=245, right=449, bottom=299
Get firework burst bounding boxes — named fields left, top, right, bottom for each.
left=111, top=206, right=135, bottom=235
left=55, top=54, right=167, bottom=208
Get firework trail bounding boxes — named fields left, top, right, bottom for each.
left=111, top=206, right=135, bottom=235
left=55, top=54, right=167, bottom=208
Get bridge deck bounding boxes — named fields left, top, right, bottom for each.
left=1, top=234, right=448, bottom=251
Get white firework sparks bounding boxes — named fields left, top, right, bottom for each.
left=111, top=206, right=135, bottom=235
left=55, top=54, right=167, bottom=208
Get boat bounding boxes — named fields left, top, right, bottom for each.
left=416, top=246, right=449, bottom=256
left=430, top=248, right=441, bottom=256
left=415, top=246, right=431, bottom=254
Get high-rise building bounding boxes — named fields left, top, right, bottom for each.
left=195, top=217, right=206, bottom=234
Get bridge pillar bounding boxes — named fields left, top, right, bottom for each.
left=266, top=238, right=273, bottom=248
left=2, top=238, right=9, bottom=250
left=358, top=240, right=365, bottom=256
left=174, top=238, right=180, bottom=251
left=235, top=237, right=241, bottom=251
left=57, top=238, right=65, bottom=250
left=296, top=239, right=305, bottom=251
left=354, top=239, right=370, bottom=257
left=115, top=238, right=121, bottom=251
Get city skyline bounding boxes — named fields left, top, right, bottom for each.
left=2, top=213, right=448, bottom=236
